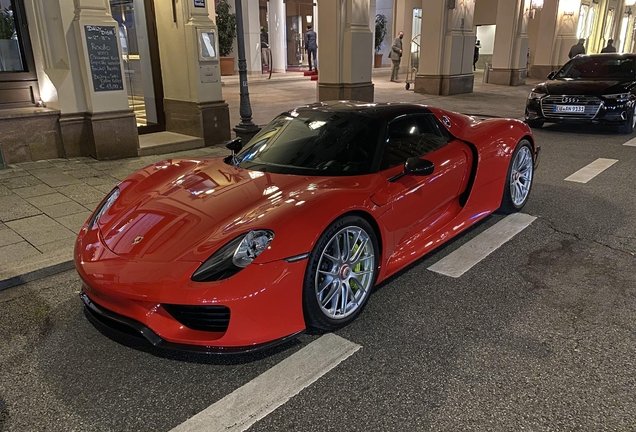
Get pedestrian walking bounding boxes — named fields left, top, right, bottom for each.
left=304, top=25, right=318, bottom=72
left=568, top=38, right=586, bottom=59
left=260, top=27, right=269, bottom=67
left=601, top=39, right=617, bottom=53
left=389, top=31, right=404, bottom=82
left=473, top=39, right=481, bottom=71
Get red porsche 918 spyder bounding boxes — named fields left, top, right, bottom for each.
left=76, top=101, right=539, bottom=354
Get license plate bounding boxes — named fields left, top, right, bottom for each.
left=553, top=105, right=585, bottom=113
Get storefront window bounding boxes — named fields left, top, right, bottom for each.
left=0, top=0, right=25, bottom=72
left=604, top=9, right=615, bottom=42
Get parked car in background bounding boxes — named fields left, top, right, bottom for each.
left=525, top=53, right=636, bottom=133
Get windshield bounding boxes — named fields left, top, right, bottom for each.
left=233, top=109, right=382, bottom=176
left=556, top=56, right=636, bottom=80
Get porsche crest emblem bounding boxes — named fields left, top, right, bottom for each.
left=132, top=236, right=144, bottom=245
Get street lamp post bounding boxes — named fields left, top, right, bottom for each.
left=232, top=0, right=261, bottom=143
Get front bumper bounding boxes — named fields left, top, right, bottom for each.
left=525, top=97, right=633, bottom=125
left=80, top=291, right=303, bottom=354
left=75, top=226, right=308, bottom=352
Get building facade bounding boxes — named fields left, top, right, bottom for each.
left=1, top=0, right=636, bottom=164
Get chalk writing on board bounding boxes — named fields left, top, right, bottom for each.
left=84, top=25, right=124, bottom=92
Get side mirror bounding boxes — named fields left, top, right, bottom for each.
left=226, top=137, right=243, bottom=153
left=547, top=71, right=556, bottom=80
left=404, top=157, right=434, bottom=176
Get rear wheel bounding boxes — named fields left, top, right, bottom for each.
left=499, top=139, right=534, bottom=214
left=618, top=103, right=636, bottom=134
left=302, top=216, right=379, bottom=331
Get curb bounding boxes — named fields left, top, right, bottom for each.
left=0, top=259, right=75, bottom=292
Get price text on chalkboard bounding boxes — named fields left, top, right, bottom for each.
left=84, top=25, right=124, bottom=92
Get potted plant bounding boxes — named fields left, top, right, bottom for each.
left=374, top=14, right=388, bottom=68
left=216, top=0, right=237, bottom=76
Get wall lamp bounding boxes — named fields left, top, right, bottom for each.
left=529, top=0, right=544, bottom=19
left=626, top=0, right=636, bottom=16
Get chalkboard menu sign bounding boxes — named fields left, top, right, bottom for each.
left=84, top=25, right=124, bottom=92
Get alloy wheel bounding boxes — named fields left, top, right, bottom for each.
left=510, top=146, right=533, bottom=207
left=315, top=226, right=375, bottom=320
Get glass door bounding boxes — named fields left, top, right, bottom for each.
left=285, top=0, right=314, bottom=70
left=110, top=0, right=165, bottom=133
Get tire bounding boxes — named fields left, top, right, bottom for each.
left=618, top=103, right=636, bottom=134
left=302, top=215, right=380, bottom=331
left=526, top=119, right=544, bottom=129
left=499, top=139, right=535, bottom=214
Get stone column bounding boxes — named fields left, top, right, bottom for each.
left=239, top=0, right=262, bottom=74
left=72, top=0, right=139, bottom=159
left=487, top=0, right=530, bottom=86
left=414, top=0, right=475, bottom=95
left=269, top=0, right=286, bottom=73
left=529, top=0, right=560, bottom=79
left=317, top=0, right=374, bottom=102
left=154, top=0, right=229, bottom=147
left=552, top=0, right=582, bottom=67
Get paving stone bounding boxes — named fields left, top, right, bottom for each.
left=30, top=168, right=82, bottom=187
left=56, top=211, right=91, bottom=234
left=0, top=195, right=42, bottom=222
left=26, top=192, right=72, bottom=208
left=37, top=236, right=76, bottom=254
left=63, top=167, right=100, bottom=179
left=39, top=201, right=88, bottom=219
left=0, top=185, right=12, bottom=197
left=0, top=175, right=44, bottom=189
left=15, top=160, right=55, bottom=171
left=94, top=184, right=117, bottom=194
left=55, top=184, right=105, bottom=205
left=0, top=241, right=41, bottom=267
left=0, top=225, right=23, bottom=247
left=0, top=169, right=28, bottom=180
left=12, top=184, right=56, bottom=199
left=83, top=175, right=120, bottom=187
left=6, top=214, right=75, bottom=247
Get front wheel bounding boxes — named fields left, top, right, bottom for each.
left=618, top=103, right=636, bottom=134
left=499, top=139, right=535, bottom=214
left=302, top=216, right=379, bottom=331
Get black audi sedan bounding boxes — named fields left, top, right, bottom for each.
left=525, top=53, right=636, bottom=133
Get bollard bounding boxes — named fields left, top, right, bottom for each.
left=482, top=63, right=490, bottom=83
left=0, top=143, right=5, bottom=170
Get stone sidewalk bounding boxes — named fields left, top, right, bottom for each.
left=0, top=71, right=540, bottom=289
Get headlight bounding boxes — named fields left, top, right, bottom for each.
left=528, top=91, right=546, bottom=100
left=88, top=187, right=120, bottom=229
left=604, top=93, right=631, bottom=101
left=191, top=230, right=274, bottom=282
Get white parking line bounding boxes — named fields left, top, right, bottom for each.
left=427, top=213, right=537, bottom=278
left=169, top=334, right=361, bottom=432
left=564, top=158, right=618, bottom=183
left=624, top=137, right=636, bottom=147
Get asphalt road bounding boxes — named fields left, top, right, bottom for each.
left=1, top=123, right=635, bottom=431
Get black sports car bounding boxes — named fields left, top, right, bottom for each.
left=525, top=53, right=636, bottom=133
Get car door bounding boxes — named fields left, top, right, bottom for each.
left=372, top=113, right=473, bottom=248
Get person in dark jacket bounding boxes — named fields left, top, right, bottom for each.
left=304, top=25, right=318, bottom=71
left=389, top=31, right=404, bottom=82
left=260, top=27, right=269, bottom=66
left=601, top=39, right=617, bottom=53
left=568, top=38, right=586, bottom=58
left=473, top=39, right=481, bottom=71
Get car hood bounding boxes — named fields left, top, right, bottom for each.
left=535, top=79, right=633, bottom=96
left=97, top=157, right=378, bottom=263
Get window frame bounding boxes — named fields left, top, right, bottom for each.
left=380, top=113, right=451, bottom=171
left=0, top=0, right=39, bottom=107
